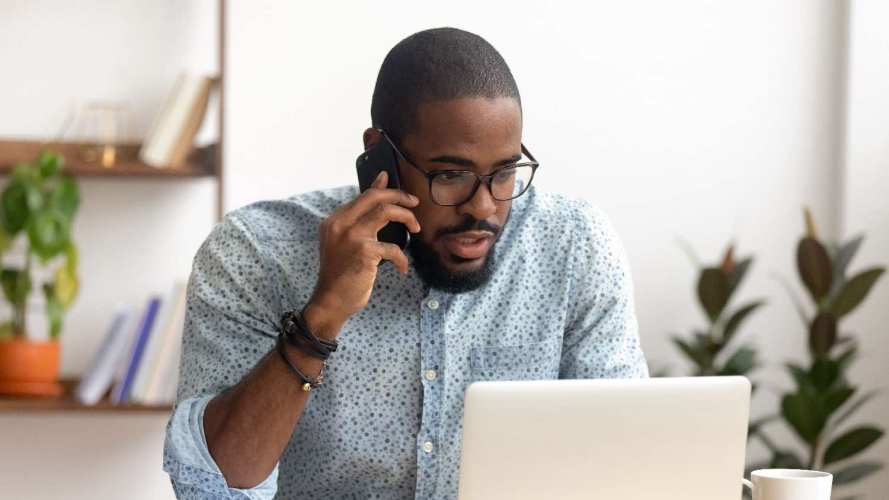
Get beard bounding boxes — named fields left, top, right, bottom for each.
left=407, top=215, right=505, bottom=294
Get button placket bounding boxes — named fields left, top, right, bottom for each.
left=415, top=291, right=446, bottom=497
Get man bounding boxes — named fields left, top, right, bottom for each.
left=163, top=27, right=647, bottom=499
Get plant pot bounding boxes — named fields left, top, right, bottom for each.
left=0, top=337, right=63, bottom=397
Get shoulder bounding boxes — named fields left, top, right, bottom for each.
left=222, top=185, right=358, bottom=242
left=510, top=187, right=619, bottom=255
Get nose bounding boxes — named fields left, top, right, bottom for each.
left=458, top=180, right=498, bottom=222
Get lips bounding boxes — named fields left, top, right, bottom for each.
left=442, top=231, right=494, bottom=260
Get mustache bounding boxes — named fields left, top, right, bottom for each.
left=435, top=217, right=502, bottom=239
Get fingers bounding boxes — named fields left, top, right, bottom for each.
left=347, top=172, right=420, bottom=223
left=374, top=241, right=409, bottom=274
left=373, top=170, right=388, bottom=188
left=358, top=203, right=421, bottom=234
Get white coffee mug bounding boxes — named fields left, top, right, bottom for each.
left=742, top=469, right=832, bottom=500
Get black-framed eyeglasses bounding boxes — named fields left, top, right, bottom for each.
left=378, top=129, right=539, bottom=207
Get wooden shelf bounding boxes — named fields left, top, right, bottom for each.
left=0, top=140, right=216, bottom=179
left=0, top=379, right=173, bottom=413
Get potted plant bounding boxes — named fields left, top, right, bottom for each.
left=753, top=209, right=885, bottom=494
left=671, top=242, right=765, bottom=378
left=0, top=151, right=80, bottom=397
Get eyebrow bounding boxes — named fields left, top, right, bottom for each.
left=426, top=153, right=522, bottom=169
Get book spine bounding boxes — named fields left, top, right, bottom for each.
left=143, top=282, right=188, bottom=403
left=74, top=309, right=130, bottom=405
left=114, top=297, right=162, bottom=404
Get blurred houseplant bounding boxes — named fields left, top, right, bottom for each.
left=0, top=151, right=80, bottom=397
left=754, top=209, right=885, bottom=492
left=671, top=243, right=765, bottom=378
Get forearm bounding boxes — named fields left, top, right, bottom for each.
left=202, top=303, right=344, bottom=489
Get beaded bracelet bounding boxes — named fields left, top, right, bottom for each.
left=276, top=331, right=324, bottom=392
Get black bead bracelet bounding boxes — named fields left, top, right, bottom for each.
left=276, top=331, right=324, bottom=392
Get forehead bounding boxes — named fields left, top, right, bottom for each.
left=404, top=97, right=522, bottom=159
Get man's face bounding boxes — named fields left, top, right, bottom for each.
left=364, top=96, right=523, bottom=292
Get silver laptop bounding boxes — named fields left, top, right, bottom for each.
left=457, top=376, right=751, bottom=500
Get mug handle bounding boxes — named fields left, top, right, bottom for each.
left=742, top=478, right=754, bottom=492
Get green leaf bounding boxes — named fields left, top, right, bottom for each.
left=829, top=268, right=885, bottom=318
left=727, top=257, right=753, bottom=296
left=722, top=301, right=764, bottom=345
left=698, top=267, right=730, bottom=321
left=672, top=336, right=710, bottom=370
left=1, top=180, right=31, bottom=234
left=49, top=176, right=79, bottom=221
left=824, top=387, right=856, bottom=417
left=0, top=223, right=10, bottom=253
left=0, top=268, right=31, bottom=306
left=26, top=208, right=70, bottom=261
left=797, top=237, right=833, bottom=301
left=810, top=358, right=840, bottom=391
left=782, top=392, right=825, bottom=445
left=831, top=390, right=881, bottom=430
left=38, top=150, right=63, bottom=178
left=809, top=312, right=838, bottom=358
left=836, top=344, right=858, bottom=372
left=831, top=461, right=883, bottom=485
left=65, top=242, right=78, bottom=274
left=54, top=264, right=79, bottom=309
left=718, top=347, right=757, bottom=375
left=694, top=330, right=718, bottom=355
left=824, top=427, right=884, bottom=465
left=786, top=363, right=815, bottom=394
left=43, top=283, right=64, bottom=339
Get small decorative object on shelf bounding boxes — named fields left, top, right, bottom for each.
left=0, top=151, right=80, bottom=398
left=73, top=101, right=128, bottom=169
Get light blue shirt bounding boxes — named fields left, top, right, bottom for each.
left=163, top=185, right=648, bottom=499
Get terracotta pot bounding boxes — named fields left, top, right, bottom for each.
left=0, top=337, right=63, bottom=397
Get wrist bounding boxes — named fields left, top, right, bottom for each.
left=303, top=299, right=347, bottom=341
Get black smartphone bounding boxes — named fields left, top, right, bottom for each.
left=355, top=139, right=410, bottom=249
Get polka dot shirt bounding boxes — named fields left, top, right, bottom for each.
left=162, top=185, right=648, bottom=499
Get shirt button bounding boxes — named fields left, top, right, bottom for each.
left=422, top=441, right=434, bottom=453
left=424, top=369, right=438, bottom=381
left=426, top=299, right=440, bottom=310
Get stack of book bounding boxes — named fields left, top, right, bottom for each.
left=139, top=73, right=216, bottom=168
left=75, top=282, right=188, bottom=406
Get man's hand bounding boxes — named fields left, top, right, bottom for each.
left=306, top=171, right=421, bottom=338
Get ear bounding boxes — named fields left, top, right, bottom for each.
left=363, top=128, right=382, bottom=151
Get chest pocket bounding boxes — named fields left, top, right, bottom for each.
left=469, top=339, right=561, bottom=382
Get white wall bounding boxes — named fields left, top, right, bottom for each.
left=1, top=1, right=886, bottom=499
left=840, top=0, right=889, bottom=496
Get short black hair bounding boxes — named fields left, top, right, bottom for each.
left=371, top=27, right=521, bottom=143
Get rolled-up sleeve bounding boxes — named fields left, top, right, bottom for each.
left=559, top=202, right=649, bottom=380
left=164, top=395, right=279, bottom=499
left=163, top=213, right=283, bottom=499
